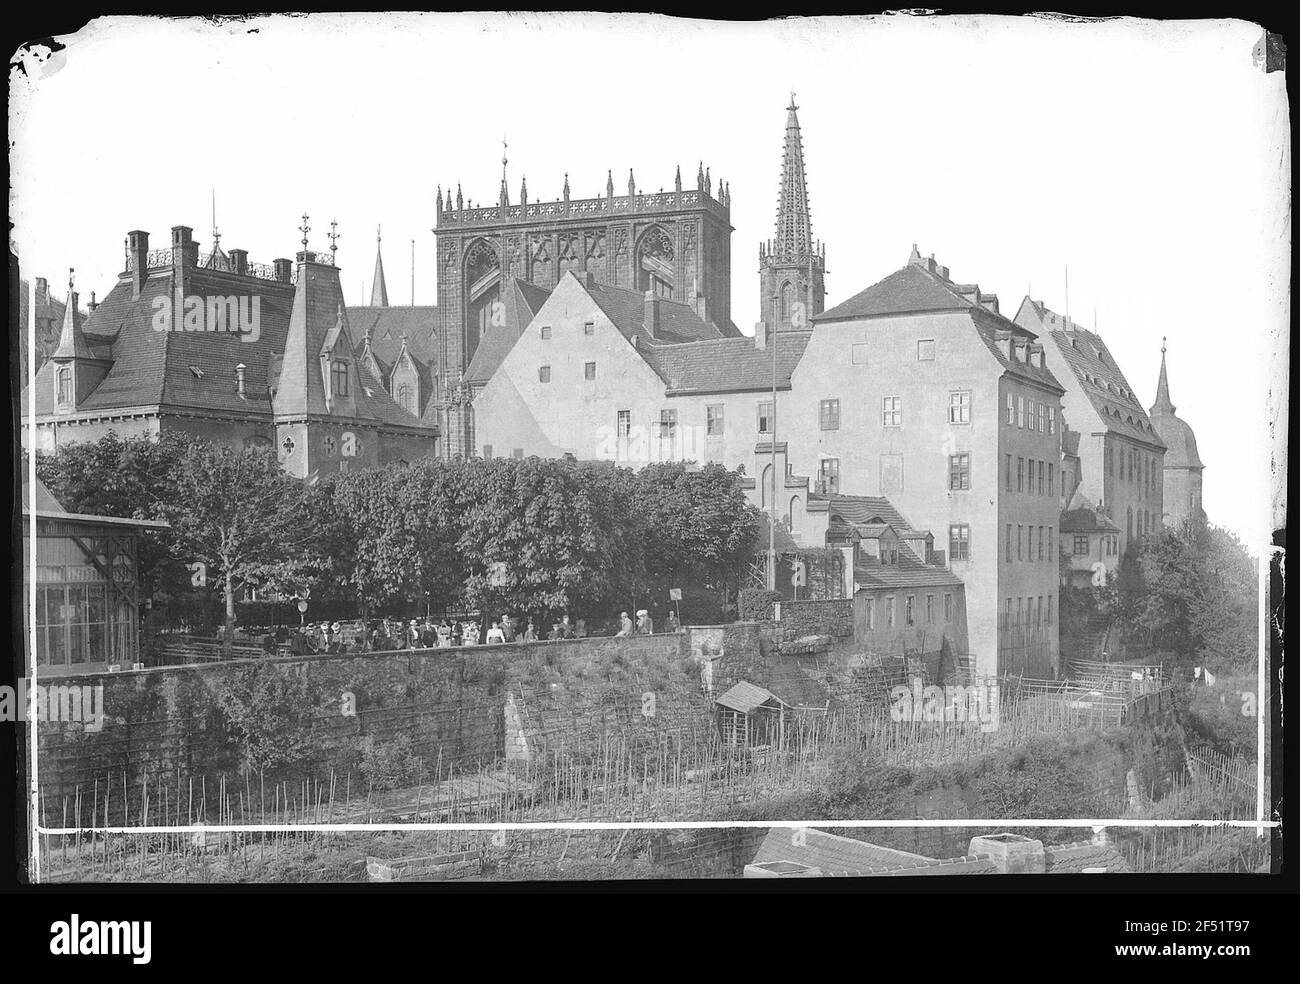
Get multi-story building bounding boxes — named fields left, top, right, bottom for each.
left=22, top=225, right=438, bottom=476
left=1014, top=298, right=1165, bottom=556
left=793, top=248, right=1066, bottom=678
left=433, top=153, right=739, bottom=457
left=471, top=269, right=807, bottom=472
left=1147, top=340, right=1205, bottom=528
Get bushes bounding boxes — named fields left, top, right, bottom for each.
left=739, top=588, right=781, bottom=622
left=357, top=735, right=425, bottom=792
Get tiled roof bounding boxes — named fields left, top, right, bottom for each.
left=653, top=332, right=810, bottom=394
left=463, top=279, right=550, bottom=386
left=814, top=256, right=1063, bottom=392
left=1043, top=841, right=1130, bottom=873
left=853, top=548, right=965, bottom=590
left=1060, top=491, right=1121, bottom=534
left=752, top=828, right=937, bottom=875
left=816, top=264, right=973, bottom=321
left=1017, top=298, right=1164, bottom=448
left=589, top=282, right=723, bottom=346
left=25, top=261, right=434, bottom=435
left=810, top=492, right=913, bottom=532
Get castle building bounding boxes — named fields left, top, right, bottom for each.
left=1147, top=339, right=1205, bottom=528
left=758, top=96, right=826, bottom=334
left=22, top=225, right=439, bottom=476
left=796, top=249, right=1066, bottom=679
left=1014, top=298, right=1166, bottom=557
left=433, top=149, right=739, bottom=457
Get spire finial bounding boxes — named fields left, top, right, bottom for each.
left=377, top=223, right=381, bottom=244
left=211, top=189, right=220, bottom=250
left=1161, top=335, right=1167, bottom=355
left=68, top=267, right=74, bottom=293
left=502, top=134, right=509, bottom=177
left=788, top=89, right=798, bottom=112
left=299, top=213, right=311, bottom=252
left=328, top=219, right=340, bottom=258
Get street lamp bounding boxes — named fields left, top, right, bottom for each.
left=296, top=597, right=308, bottom=625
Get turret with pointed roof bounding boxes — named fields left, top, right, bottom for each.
left=1148, top=339, right=1205, bottom=526
left=759, top=94, right=826, bottom=334
left=370, top=228, right=389, bottom=307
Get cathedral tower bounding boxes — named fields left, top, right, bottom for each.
left=759, top=94, right=825, bottom=334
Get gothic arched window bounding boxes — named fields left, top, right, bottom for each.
left=397, top=383, right=414, bottom=414
left=635, top=226, right=675, bottom=298
left=465, top=240, right=501, bottom=365
left=780, top=282, right=795, bottom=324
left=56, top=367, right=72, bottom=407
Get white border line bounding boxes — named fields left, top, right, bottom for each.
left=27, top=276, right=41, bottom=884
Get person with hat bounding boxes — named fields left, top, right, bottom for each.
left=616, top=611, right=634, bottom=637
left=407, top=619, right=422, bottom=649
left=522, top=619, right=538, bottom=642
left=501, top=614, right=516, bottom=643
left=635, top=610, right=654, bottom=635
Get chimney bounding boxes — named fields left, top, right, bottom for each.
left=273, top=258, right=293, bottom=282
left=936, top=265, right=950, bottom=280
left=297, top=250, right=317, bottom=264
left=35, top=277, right=48, bottom=304
left=968, top=833, right=1046, bottom=874
left=644, top=290, right=660, bottom=339
left=754, top=320, right=767, bottom=350
left=128, top=230, right=149, bottom=296
left=88, top=291, right=98, bottom=313
left=235, top=362, right=247, bottom=399
left=230, top=249, right=249, bottom=276
left=171, top=226, right=197, bottom=268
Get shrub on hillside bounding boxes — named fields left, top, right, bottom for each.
left=739, top=588, right=781, bottom=622
left=356, top=735, right=424, bottom=792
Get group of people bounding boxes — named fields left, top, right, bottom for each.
left=256, top=605, right=683, bottom=656
left=615, top=608, right=680, bottom=636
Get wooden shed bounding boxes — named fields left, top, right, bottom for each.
left=715, top=681, right=792, bottom=748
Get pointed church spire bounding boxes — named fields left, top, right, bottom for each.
left=675, top=164, right=682, bottom=194
left=776, top=91, right=813, bottom=257
left=1150, top=337, right=1175, bottom=415
left=521, top=174, right=528, bottom=208
left=607, top=169, right=615, bottom=198
left=371, top=226, right=389, bottom=307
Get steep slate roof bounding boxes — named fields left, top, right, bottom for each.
left=463, top=278, right=550, bottom=386
left=1043, top=840, right=1130, bottom=873
left=807, top=492, right=962, bottom=590
left=1060, top=490, right=1122, bottom=534
left=814, top=251, right=1063, bottom=393
left=589, top=281, right=725, bottom=345
left=348, top=304, right=440, bottom=415
left=1016, top=298, right=1165, bottom=448
left=25, top=255, right=432, bottom=436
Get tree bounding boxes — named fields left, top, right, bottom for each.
left=457, top=456, right=631, bottom=619
left=322, top=459, right=466, bottom=617
left=156, top=440, right=319, bottom=654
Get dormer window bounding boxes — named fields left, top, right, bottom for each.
left=332, top=360, right=349, bottom=397
left=189, top=366, right=204, bottom=379
left=56, top=367, right=72, bottom=407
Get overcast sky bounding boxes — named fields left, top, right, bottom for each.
left=10, top=13, right=1288, bottom=549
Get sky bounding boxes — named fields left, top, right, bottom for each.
left=10, top=13, right=1288, bottom=550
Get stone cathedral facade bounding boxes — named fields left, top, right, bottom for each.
left=431, top=158, right=739, bottom=457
